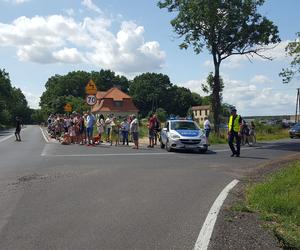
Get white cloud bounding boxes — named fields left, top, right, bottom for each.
left=180, top=75, right=295, bottom=116
left=250, top=75, right=273, bottom=84
left=222, top=75, right=294, bottom=116
left=23, top=91, right=40, bottom=109
left=0, top=15, right=166, bottom=74
left=178, top=79, right=207, bottom=96
left=204, top=41, right=292, bottom=70
left=1, top=0, right=30, bottom=4
left=81, top=0, right=102, bottom=14
left=53, top=48, right=85, bottom=64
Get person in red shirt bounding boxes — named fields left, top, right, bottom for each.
left=147, top=113, right=156, bottom=148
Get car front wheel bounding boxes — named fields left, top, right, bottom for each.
left=198, top=146, right=208, bottom=154
left=166, top=140, right=173, bottom=152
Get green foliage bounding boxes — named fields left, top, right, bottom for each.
left=0, top=69, right=32, bottom=125
left=280, top=32, right=300, bottom=83
left=202, top=72, right=224, bottom=102
left=130, top=72, right=205, bottom=117
left=246, top=161, right=300, bottom=248
left=40, top=70, right=129, bottom=115
left=155, top=107, right=167, bottom=122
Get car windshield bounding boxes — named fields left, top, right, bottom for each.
left=292, top=123, right=300, bottom=129
left=171, top=121, right=200, bottom=130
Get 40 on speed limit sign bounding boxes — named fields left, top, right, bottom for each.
left=86, top=95, right=97, bottom=106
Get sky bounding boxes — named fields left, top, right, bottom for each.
left=0, top=0, right=299, bottom=116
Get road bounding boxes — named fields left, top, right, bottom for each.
left=0, top=125, right=299, bottom=250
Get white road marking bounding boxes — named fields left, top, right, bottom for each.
left=194, top=179, right=239, bottom=250
left=42, top=152, right=174, bottom=157
left=0, top=134, right=14, bottom=143
left=39, top=127, right=49, bottom=143
left=0, top=127, right=28, bottom=143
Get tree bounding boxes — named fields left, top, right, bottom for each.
left=280, top=32, right=300, bottom=83
left=0, top=69, right=31, bottom=125
left=158, top=0, right=280, bottom=132
left=129, top=73, right=173, bottom=117
left=40, top=70, right=129, bottom=115
left=202, top=72, right=224, bottom=104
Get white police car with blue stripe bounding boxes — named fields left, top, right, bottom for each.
left=160, top=118, right=208, bottom=153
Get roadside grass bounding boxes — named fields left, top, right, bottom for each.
left=209, top=125, right=289, bottom=145
left=245, top=161, right=300, bottom=249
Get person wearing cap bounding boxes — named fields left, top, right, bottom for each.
left=228, top=107, right=243, bottom=157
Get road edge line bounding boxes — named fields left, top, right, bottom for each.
left=39, top=127, right=49, bottom=143
left=194, top=179, right=239, bottom=250
left=0, top=134, right=14, bottom=143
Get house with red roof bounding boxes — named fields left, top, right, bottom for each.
left=91, top=87, right=139, bottom=118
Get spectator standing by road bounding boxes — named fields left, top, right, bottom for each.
left=130, top=114, right=139, bottom=149
left=105, top=115, right=112, bottom=143
left=86, top=111, right=95, bottom=146
left=110, top=117, right=120, bottom=146
left=228, top=107, right=243, bottom=157
left=153, top=114, right=160, bottom=146
left=96, top=114, right=105, bottom=143
left=249, top=121, right=256, bottom=145
left=147, top=113, right=155, bottom=148
left=241, top=120, right=250, bottom=146
left=15, top=116, right=22, bottom=141
left=120, top=118, right=129, bottom=146
left=203, top=116, right=211, bottom=146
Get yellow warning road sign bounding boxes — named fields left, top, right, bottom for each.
left=85, top=80, right=97, bottom=95
left=64, top=103, right=72, bottom=112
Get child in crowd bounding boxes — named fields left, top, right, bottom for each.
left=69, top=122, right=76, bottom=143
left=61, top=132, right=71, bottom=145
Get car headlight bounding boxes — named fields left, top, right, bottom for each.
left=170, top=133, right=180, bottom=139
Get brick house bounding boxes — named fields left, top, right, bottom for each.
left=91, top=87, right=139, bottom=118
left=191, top=105, right=211, bottom=123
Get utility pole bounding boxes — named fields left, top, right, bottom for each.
left=296, top=88, right=300, bottom=122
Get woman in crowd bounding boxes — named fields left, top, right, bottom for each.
left=96, top=114, right=105, bottom=143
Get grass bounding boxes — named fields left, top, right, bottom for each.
left=245, top=161, right=300, bottom=249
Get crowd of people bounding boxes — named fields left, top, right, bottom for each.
left=47, top=111, right=160, bottom=149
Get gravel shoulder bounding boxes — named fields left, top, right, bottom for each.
left=208, top=153, right=300, bottom=250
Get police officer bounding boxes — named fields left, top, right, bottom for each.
left=228, top=107, right=242, bottom=157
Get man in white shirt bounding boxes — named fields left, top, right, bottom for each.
left=129, top=114, right=139, bottom=149
left=203, top=116, right=211, bottom=145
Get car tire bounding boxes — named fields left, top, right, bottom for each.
left=198, top=146, right=208, bottom=154
left=166, top=140, right=173, bottom=152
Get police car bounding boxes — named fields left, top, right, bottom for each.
left=160, top=118, right=208, bottom=153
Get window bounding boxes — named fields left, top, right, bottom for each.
left=114, top=101, right=123, bottom=107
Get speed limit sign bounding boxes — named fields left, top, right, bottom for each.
left=86, top=95, right=97, bottom=106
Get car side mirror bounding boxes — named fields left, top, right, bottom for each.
left=162, top=128, right=168, bottom=132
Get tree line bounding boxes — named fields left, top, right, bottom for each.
left=39, top=70, right=210, bottom=119
left=0, top=69, right=33, bottom=127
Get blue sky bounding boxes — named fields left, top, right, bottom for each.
left=0, top=0, right=299, bottom=116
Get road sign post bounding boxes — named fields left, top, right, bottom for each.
left=86, top=95, right=97, bottom=106
left=64, top=103, right=72, bottom=113
left=85, top=80, right=98, bottom=107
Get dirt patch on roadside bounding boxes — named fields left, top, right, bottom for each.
left=208, top=153, right=300, bottom=250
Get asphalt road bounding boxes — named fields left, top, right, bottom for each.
left=0, top=126, right=299, bottom=250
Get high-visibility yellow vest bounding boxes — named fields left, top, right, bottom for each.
left=228, top=115, right=240, bottom=132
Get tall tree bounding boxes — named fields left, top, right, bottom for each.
left=280, top=32, right=300, bottom=83
left=158, top=0, right=280, bottom=132
left=129, top=73, right=173, bottom=117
